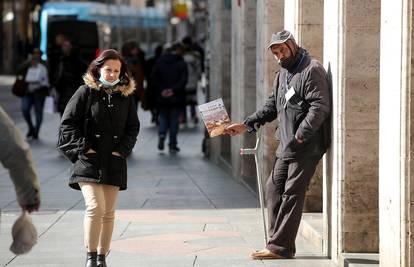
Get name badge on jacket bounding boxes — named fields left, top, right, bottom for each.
left=284, top=86, right=295, bottom=109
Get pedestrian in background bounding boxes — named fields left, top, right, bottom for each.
left=152, top=42, right=188, bottom=153
left=225, top=30, right=331, bottom=260
left=182, top=37, right=202, bottom=124
left=182, top=35, right=205, bottom=73
left=18, top=48, right=48, bottom=72
left=19, top=49, right=50, bottom=140
left=54, top=40, right=87, bottom=117
left=144, top=45, right=163, bottom=124
left=121, top=41, right=146, bottom=110
left=58, top=49, right=140, bottom=267
left=0, top=105, right=41, bottom=215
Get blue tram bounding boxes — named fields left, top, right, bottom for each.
left=40, top=1, right=167, bottom=63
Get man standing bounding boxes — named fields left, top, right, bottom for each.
left=152, top=43, right=188, bottom=153
left=54, top=40, right=87, bottom=117
left=225, top=30, right=331, bottom=259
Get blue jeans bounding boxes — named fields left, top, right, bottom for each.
left=21, top=92, right=45, bottom=135
left=158, top=107, right=180, bottom=147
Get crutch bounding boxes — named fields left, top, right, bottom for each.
left=240, top=126, right=268, bottom=245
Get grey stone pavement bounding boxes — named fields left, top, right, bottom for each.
left=0, top=76, right=335, bottom=267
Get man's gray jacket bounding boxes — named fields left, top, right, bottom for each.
left=0, top=106, right=40, bottom=207
left=244, top=51, right=331, bottom=160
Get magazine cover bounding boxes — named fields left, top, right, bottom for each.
left=198, top=98, right=231, bottom=137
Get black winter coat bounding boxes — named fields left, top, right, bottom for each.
left=244, top=49, right=331, bottom=160
left=54, top=54, right=88, bottom=113
left=151, top=52, right=188, bottom=107
left=58, top=74, right=140, bottom=190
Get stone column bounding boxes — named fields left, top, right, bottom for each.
left=296, top=0, right=324, bottom=62
left=284, top=0, right=297, bottom=34
left=379, top=1, right=413, bottom=266
left=0, top=0, right=4, bottom=73
left=284, top=0, right=324, bottom=212
left=256, top=0, right=284, bottom=192
left=324, top=0, right=380, bottom=263
left=230, top=0, right=257, bottom=187
left=207, top=0, right=232, bottom=169
left=19, top=0, right=30, bottom=45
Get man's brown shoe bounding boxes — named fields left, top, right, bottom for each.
left=250, top=248, right=286, bottom=260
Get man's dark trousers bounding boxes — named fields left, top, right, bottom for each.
left=265, top=155, right=321, bottom=258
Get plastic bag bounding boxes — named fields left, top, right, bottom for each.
left=43, top=96, right=56, bottom=114
left=9, top=211, right=38, bottom=255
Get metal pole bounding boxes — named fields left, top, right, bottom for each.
left=240, top=127, right=268, bottom=245
left=254, top=146, right=268, bottom=245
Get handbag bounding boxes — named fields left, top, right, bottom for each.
left=11, top=76, right=28, bottom=97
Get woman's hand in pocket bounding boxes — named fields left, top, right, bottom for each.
left=112, top=151, right=123, bottom=158
left=295, top=138, right=304, bottom=144
left=85, top=148, right=96, bottom=154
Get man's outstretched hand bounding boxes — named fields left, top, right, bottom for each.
left=224, top=123, right=247, bottom=136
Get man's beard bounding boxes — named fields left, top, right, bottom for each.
left=278, top=56, right=296, bottom=69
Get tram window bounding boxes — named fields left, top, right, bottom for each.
left=47, top=20, right=99, bottom=64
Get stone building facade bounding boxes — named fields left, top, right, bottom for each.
left=206, top=0, right=414, bottom=266
left=0, top=0, right=37, bottom=73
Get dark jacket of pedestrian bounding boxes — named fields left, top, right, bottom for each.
left=58, top=72, right=140, bottom=191
left=121, top=41, right=146, bottom=109
left=145, top=45, right=163, bottom=112
left=244, top=48, right=330, bottom=160
left=54, top=53, right=88, bottom=115
left=152, top=52, right=188, bottom=107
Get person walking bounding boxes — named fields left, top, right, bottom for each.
left=54, top=40, right=88, bottom=117
left=57, top=49, right=140, bottom=267
left=20, top=50, right=50, bottom=140
left=121, top=41, right=146, bottom=110
left=152, top=42, right=188, bottom=153
left=145, top=45, right=163, bottom=124
left=225, top=30, right=331, bottom=260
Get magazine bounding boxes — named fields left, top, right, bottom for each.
left=198, top=98, right=231, bottom=137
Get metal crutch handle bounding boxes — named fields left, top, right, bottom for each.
left=240, top=124, right=268, bottom=245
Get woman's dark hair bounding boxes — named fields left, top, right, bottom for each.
left=87, top=49, right=131, bottom=86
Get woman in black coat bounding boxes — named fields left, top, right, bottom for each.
left=58, top=49, right=139, bottom=267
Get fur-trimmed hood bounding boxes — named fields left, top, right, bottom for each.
left=83, top=73, right=136, bottom=97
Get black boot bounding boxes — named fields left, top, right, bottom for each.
left=158, top=136, right=165, bottom=151
left=86, top=252, right=97, bottom=267
left=97, top=254, right=107, bottom=267
left=26, top=128, right=35, bottom=139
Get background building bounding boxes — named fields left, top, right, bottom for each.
left=0, top=0, right=46, bottom=73
left=0, top=0, right=201, bottom=74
